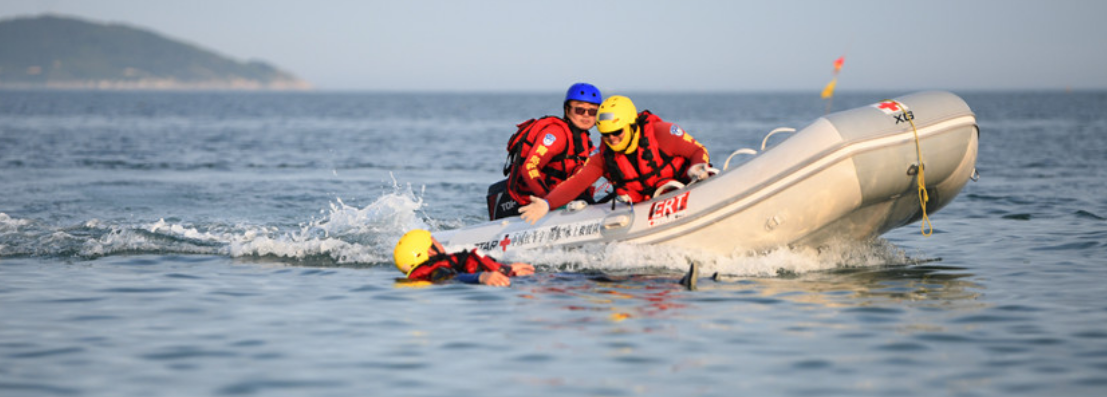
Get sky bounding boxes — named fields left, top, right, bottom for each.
left=2, top=0, right=1105, bottom=92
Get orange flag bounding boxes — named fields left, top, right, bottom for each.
left=821, top=78, right=837, bottom=99
left=822, top=56, right=845, bottom=113
left=822, top=56, right=845, bottom=99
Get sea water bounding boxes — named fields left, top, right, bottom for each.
left=1, top=90, right=1105, bottom=396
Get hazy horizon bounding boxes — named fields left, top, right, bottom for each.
left=3, top=0, right=1105, bottom=93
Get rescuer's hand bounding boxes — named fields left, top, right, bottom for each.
left=519, top=196, right=549, bottom=224
left=688, top=163, right=712, bottom=182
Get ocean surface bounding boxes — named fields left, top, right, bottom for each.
left=1, top=90, right=1105, bottom=396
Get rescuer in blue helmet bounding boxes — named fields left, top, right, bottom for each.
left=487, top=82, right=603, bottom=220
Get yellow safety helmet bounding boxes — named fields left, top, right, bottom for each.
left=596, top=95, right=637, bottom=134
left=596, top=95, right=641, bottom=153
left=393, top=229, right=433, bottom=275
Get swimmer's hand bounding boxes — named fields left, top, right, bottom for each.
left=506, top=263, right=534, bottom=276
left=479, top=271, right=511, bottom=287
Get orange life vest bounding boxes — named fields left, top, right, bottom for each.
left=503, top=116, right=592, bottom=204
left=601, top=111, right=689, bottom=203
left=406, top=249, right=503, bottom=281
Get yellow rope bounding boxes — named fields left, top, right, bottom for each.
left=889, top=100, right=933, bottom=236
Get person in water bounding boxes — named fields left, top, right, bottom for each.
left=519, top=95, right=713, bottom=224
left=487, top=83, right=602, bottom=220
left=393, top=229, right=535, bottom=287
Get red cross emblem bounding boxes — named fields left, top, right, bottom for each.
left=873, top=100, right=907, bottom=115
left=499, top=235, right=511, bottom=251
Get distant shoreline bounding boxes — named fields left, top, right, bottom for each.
left=0, top=15, right=312, bottom=92
left=0, top=78, right=312, bottom=91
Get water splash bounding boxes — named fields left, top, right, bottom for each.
left=3, top=185, right=915, bottom=276
left=226, top=181, right=428, bottom=264
left=493, top=236, right=910, bottom=277
left=226, top=191, right=425, bottom=265
left=0, top=181, right=431, bottom=264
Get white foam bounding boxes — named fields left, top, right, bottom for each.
left=227, top=180, right=429, bottom=264
left=67, top=218, right=224, bottom=257
left=147, top=219, right=231, bottom=243
left=493, top=237, right=908, bottom=277
left=5, top=183, right=913, bottom=276
left=40, top=178, right=431, bottom=263
left=0, top=213, right=32, bottom=232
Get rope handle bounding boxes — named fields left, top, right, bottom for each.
left=885, top=99, right=933, bottom=237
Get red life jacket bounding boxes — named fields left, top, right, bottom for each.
left=601, top=111, right=689, bottom=203
left=407, top=249, right=503, bottom=282
left=503, top=116, right=593, bottom=204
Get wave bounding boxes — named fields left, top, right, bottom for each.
left=1, top=180, right=918, bottom=277
left=0, top=180, right=430, bottom=263
left=496, top=235, right=915, bottom=277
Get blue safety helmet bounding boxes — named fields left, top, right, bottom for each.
left=565, top=83, right=602, bottom=105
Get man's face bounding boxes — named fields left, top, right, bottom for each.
left=565, top=100, right=599, bottom=130
left=601, top=125, right=627, bottom=149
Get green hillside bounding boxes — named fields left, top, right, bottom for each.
left=0, top=15, right=310, bottom=90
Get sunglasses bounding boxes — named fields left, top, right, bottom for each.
left=572, top=106, right=598, bottom=116
left=601, top=126, right=626, bottom=137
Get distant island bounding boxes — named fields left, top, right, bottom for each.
left=0, top=15, right=311, bottom=90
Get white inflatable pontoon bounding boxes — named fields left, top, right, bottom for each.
left=436, top=91, right=979, bottom=256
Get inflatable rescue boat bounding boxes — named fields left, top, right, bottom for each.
left=435, top=91, right=979, bottom=256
